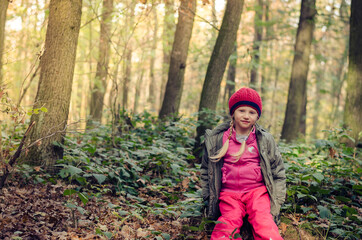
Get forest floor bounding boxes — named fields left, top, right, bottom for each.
left=0, top=179, right=318, bottom=240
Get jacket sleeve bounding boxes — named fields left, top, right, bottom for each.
left=200, top=144, right=210, bottom=202
left=269, top=136, right=286, bottom=207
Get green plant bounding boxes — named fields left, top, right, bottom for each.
left=281, top=128, right=361, bottom=239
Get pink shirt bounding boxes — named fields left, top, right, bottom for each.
left=221, top=127, right=265, bottom=193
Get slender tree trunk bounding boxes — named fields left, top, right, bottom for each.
left=332, top=46, right=348, bottom=123
left=195, top=0, right=244, bottom=154
left=158, top=0, right=196, bottom=118
left=24, top=0, right=82, bottom=170
left=260, top=0, right=271, bottom=105
left=159, top=0, right=175, bottom=109
left=122, top=2, right=135, bottom=110
left=249, top=0, right=263, bottom=90
left=270, top=67, right=279, bottom=131
left=134, top=52, right=146, bottom=113
left=0, top=0, right=9, bottom=83
left=110, top=35, right=123, bottom=129
left=148, top=5, right=158, bottom=111
left=122, top=48, right=132, bottom=110
left=330, top=0, right=349, bottom=125
left=224, top=44, right=237, bottom=105
left=343, top=0, right=362, bottom=145
left=281, top=0, right=316, bottom=142
left=88, top=0, right=113, bottom=125
left=311, top=70, right=322, bottom=139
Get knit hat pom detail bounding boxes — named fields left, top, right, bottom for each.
left=229, top=87, right=262, bottom=117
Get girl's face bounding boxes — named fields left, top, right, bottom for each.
left=233, top=106, right=258, bottom=135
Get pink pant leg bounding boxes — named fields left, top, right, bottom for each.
left=244, top=186, right=283, bottom=240
left=211, top=192, right=245, bottom=240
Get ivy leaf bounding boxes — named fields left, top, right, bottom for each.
left=67, top=165, right=83, bottom=176
left=77, top=192, right=89, bottom=205
left=335, top=196, right=351, bottom=203
left=161, top=233, right=171, bottom=240
left=93, top=174, right=107, bottom=184
left=312, top=172, right=324, bottom=182
left=63, top=189, right=77, bottom=196
left=317, top=205, right=331, bottom=219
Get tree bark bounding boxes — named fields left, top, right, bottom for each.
left=224, top=44, right=237, bottom=105
left=281, top=0, right=316, bottom=142
left=343, top=0, right=362, bottom=145
left=0, top=0, right=9, bottom=83
left=24, top=0, right=82, bottom=170
left=249, top=0, right=263, bottom=90
left=330, top=0, right=349, bottom=125
left=122, top=47, right=132, bottom=110
left=159, top=0, right=175, bottom=109
left=148, top=5, right=158, bottom=111
left=88, top=0, right=113, bottom=124
left=260, top=0, right=271, bottom=105
left=158, top=0, right=196, bottom=118
left=195, top=0, right=244, bottom=153
left=122, top=2, right=136, bottom=110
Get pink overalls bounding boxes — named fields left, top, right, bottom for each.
left=210, top=128, right=283, bottom=240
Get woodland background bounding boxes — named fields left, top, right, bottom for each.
left=0, top=0, right=361, bottom=239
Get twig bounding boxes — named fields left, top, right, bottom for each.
left=0, top=121, right=36, bottom=189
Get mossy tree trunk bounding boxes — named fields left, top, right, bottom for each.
left=25, top=0, right=82, bottom=170
left=158, top=0, right=196, bottom=118
left=88, top=0, right=113, bottom=125
left=343, top=0, right=362, bottom=145
left=281, top=0, right=316, bottom=142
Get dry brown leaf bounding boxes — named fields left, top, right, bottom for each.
left=280, top=222, right=288, bottom=234
left=182, top=178, right=190, bottom=189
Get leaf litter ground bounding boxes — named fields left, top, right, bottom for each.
left=0, top=179, right=209, bottom=240
left=0, top=179, right=318, bottom=240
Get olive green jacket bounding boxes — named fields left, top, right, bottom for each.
left=200, top=121, right=286, bottom=223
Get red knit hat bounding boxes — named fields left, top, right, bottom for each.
left=229, top=87, right=262, bottom=117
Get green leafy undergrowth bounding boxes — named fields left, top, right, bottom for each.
left=281, top=128, right=361, bottom=240
left=3, top=111, right=361, bottom=239
left=55, top=112, right=196, bottom=194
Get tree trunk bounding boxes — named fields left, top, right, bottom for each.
left=122, top=48, right=132, bottom=110
left=24, top=0, right=82, bottom=170
left=148, top=5, right=158, bottom=111
left=343, top=0, right=362, bottom=145
left=260, top=0, right=271, bottom=105
left=224, top=44, right=237, bottom=105
left=311, top=70, right=322, bottom=139
left=158, top=0, right=196, bottom=118
left=281, top=0, right=316, bottom=142
left=88, top=0, right=113, bottom=125
left=331, top=0, right=349, bottom=125
left=159, top=0, right=175, bottom=110
left=249, top=0, right=263, bottom=90
left=134, top=55, right=145, bottom=113
left=195, top=0, right=244, bottom=153
left=122, top=2, right=135, bottom=110
left=0, top=0, right=9, bottom=83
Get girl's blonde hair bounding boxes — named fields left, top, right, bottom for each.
left=210, top=120, right=254, bottom=163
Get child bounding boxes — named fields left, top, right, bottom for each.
left=201, top=87, right=286, bottom=239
